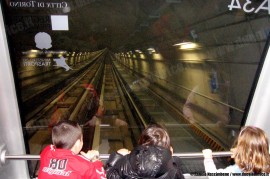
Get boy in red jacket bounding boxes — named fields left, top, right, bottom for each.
left=38, top=120, right=106, bottom=179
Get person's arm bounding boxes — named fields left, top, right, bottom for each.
left=203, top=149, right=239, bottom=174
left=172, top=156, right=185, bottom=179
left=202, top=149, right=218, bottom=173
left=92, top=160, right=106, bottom=178
left=105, top=148, right=130, bottom=179
left=105, top=148, right=130, bottom=169
left=85, top=161, right=106, bottom=179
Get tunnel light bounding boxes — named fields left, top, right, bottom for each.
left=147, top=48, right=155, bottom=52
left=58, top=51, right=66, bottom=55
left=173, top=42, right=199, bottom=50
left=25, top=49, right=40, bottom=58
left=140, top=54, right=146, bottom=59
left=30, top=49, right=39, bottom=53
left=153, top=53, right=163, bottom=60
left=27, top=54, right=38, bottom=58
left=180, top=43, right=198, bottom=49
left=147, top=48, right=156, bottom=54
left=135, top=50, right=142, bottom=54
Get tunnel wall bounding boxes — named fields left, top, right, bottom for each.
left=117, top=14, right=270, bottom=127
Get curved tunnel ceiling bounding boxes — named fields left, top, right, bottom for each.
left=2, top=0, right=265, bottom=53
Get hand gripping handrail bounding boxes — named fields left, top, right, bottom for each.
left=1, top=149, right=232, bottom=165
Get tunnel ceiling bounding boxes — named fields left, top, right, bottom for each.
left=3, top=0, right=249, bottom=52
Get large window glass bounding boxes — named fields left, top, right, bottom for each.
left=1, top=0, right=270, bottom=176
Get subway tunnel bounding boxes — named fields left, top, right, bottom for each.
left=1, top=0, right=270, bottom=178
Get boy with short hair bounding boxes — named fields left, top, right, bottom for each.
left=38, top=120, right=106, bottom=179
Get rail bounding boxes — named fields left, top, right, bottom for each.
left=1, top=151, right=232, bottom=164
left=112, top=62, right=148, bottom=127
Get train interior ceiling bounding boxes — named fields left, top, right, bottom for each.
left=1, top=0, right=270, bottom=178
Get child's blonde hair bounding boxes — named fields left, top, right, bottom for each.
left=233, top=126, right=270, bottom=173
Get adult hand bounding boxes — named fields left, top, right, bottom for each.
left=230, top=148, right=236, bottom=158
left=202, top=149, right=212, bottom=159
left=81, top=150, right=99, bottom=161
left=117, top=148, right=130, bottom=156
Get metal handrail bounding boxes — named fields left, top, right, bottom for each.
left=2, top=151, right=232, bottom=161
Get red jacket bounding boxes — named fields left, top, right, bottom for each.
left=38, top=145, right=106, bottom=179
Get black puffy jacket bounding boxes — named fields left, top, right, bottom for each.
left=105, top=145, right=185, bottom=179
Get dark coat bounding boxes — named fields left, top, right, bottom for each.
left=105, top=145, right=185, bottom=179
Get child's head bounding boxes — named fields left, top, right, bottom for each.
left=52, top=120, right=83, bottom=153
left=233, top=126, right=270, bottom=173
left=138, top=123, right=170, bottom=149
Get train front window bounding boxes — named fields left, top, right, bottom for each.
left=1, top=0, right=270, bottom=176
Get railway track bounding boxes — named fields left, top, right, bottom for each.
left=111, top=55, right=229, bottom=152
left=24, top=51, right=232, bottom=177
left=21, top=50, right=105, bottom=120
left=25, top=52, right=144, bottom=177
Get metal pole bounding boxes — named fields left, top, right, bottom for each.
left=3, top=151, right=232, bottom=161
